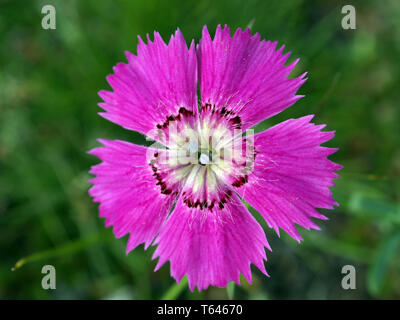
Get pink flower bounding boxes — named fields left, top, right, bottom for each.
left=89, top=25, right=342, bottom=291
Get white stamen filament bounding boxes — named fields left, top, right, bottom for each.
left=199, top=153, right=210, bottom=165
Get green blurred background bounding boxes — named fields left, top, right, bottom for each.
left=1, top=0, right=399, bottom=299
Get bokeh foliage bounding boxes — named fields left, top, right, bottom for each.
left=0, top=0, right=399, bottom=299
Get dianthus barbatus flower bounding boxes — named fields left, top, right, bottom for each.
left=89, top=25, right=342, bottom=291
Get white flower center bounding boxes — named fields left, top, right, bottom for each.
left=199, top=153, right=210, bottom=165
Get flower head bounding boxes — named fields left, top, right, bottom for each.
left=89, top=25, right=342, bottom=291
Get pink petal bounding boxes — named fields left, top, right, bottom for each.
left=237, top=115, right=343, bottom=242
left=88, top=139, right=176, bottom=252
left=197, top=25, right=306, bottom=130
left=99, top=29, right=198, bottom=138
left=152, top=193, right=270, bottom=291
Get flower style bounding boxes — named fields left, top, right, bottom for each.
left=89, top=25, right=342, bottom=291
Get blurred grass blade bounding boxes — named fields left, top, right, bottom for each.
left=315, top=72, right=341, bottom=116
left=246, top=18, right=255, bottom=30
left=367, top=234, right=400, bottom=296
left=161, top=276, right=188, bottom=300
left=349, top=193, right=400, bottom=224
left=227, top=281, right=235, bottom=299
left=301, top=232, right=371, bottom=263
left=12, top=231, right=110, bottom=271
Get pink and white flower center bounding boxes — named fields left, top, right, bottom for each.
left=148, top=105, right=255, bottom=211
